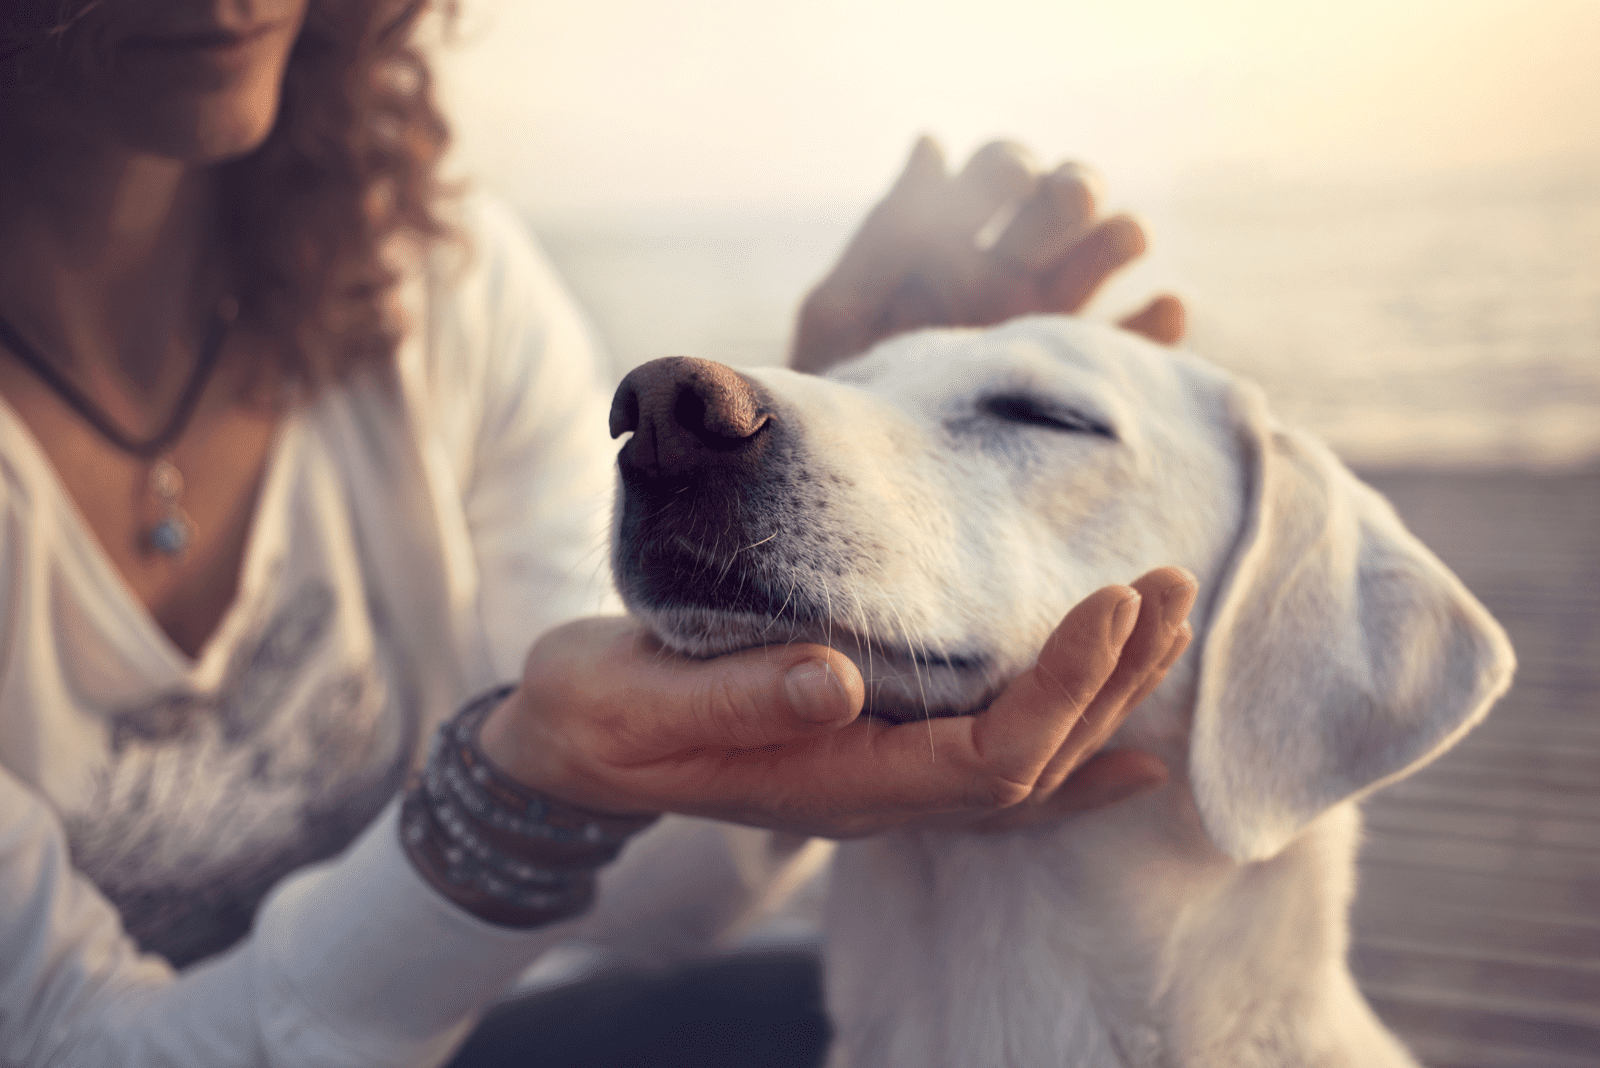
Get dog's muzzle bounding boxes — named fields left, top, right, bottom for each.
left=609, top=358, right=996, bottom=714
left=610, top=356, right=807, bottom=621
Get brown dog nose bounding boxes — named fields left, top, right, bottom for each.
left=610, top=356, right=774, bottom=482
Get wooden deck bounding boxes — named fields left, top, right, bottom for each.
left=1350, top=468, right=1600, bottom=1068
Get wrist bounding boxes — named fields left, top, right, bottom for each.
left=400, top=790, right=599, bottom=927
left=476, top=683, right=659, bottom=819
left=400, top=686, right=658, bottom=929
left=475, top=685, right=538, bottom=784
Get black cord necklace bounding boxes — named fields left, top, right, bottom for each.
left=0, top=298, right=236, bottom=557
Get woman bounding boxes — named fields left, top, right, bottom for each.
left=0, top=1, right=1195, bottom=1065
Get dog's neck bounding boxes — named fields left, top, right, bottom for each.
left=826, top=797, right=1407, bottom=1067
left=822, top=678, right=1410, bottom=1068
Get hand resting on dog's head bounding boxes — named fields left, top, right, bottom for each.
left=791, top=137, right=1186, bottom=374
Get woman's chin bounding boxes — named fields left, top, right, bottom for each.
left=105, top=75, right=286, bottom=164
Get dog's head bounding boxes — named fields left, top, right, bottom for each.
left=609, top=316, right=1514, bottom=861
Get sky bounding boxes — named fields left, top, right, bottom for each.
left=433, top=0, right=1600, bottom=221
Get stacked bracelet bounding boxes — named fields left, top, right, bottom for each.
left=400, top=685, right=658, bottom=928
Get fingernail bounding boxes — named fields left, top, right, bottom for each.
left=1162, top=575, right=1198, bottom=628
left=1110, top=590, right=1141, bottom=646
left=786, top=660, right=852, bottom=724
left=1158, top=621, right=1194, bottom=669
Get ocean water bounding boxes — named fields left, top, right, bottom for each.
left=534, top=166, right=1600, bottom=470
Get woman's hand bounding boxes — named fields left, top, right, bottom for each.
left=477, top=568, right=1197, bottom=839
left=791, top=137, right=1186, bottom=375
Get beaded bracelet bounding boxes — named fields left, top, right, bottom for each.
left=400, top=685, right=658, bottom=928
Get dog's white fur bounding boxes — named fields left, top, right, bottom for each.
left=616, top=317, right=1515, bottom=1067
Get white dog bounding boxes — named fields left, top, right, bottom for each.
left=607, top=316, right=1514, bottom=1068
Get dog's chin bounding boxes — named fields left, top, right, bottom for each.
left=633, top=605, right=1000, bottom=723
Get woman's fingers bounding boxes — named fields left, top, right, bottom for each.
left=950, top=140, right=1039, bottom=235
left=497, top=564, right=1196, bottom=838
left=886, top=140, right=1039, bottom=334
left=1027, top=569, right=1196, bottom=795
left=631, top=570, right=1192, bottom=826
left=1120, top=618, right=1193, bottom=713
left=789, top=139, right=946, bottom=372
left=1119, top=293, right=1187, bottom=345
left=973, top=748, right=1169, bottom=832
left=969, top=584, right=1142, bottom=790
left=964, top=568, right=1195, bottom=833
left=793, top=138, right=1042, bottom=372
left=580, top=627, right=865, bottom=760
left=660, top=584, right=1147, bottom=831
left=498, top=619, right=867, bottom=813
left=793, top=139, right=1178, bottom=374
left=991, top=162, right=1097, bottom=272
left=1077, top=567, right=1195, bottom=733
left=891, top=133, right=947, bottom=198
left=1041, top=214, right=1147, bottom=313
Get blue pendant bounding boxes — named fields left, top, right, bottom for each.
left=144, top=459, right=194, bottom=557
left=147, top=515, right=193, bottom=556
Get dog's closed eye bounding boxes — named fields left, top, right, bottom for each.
left=977, top=393, right=1115, bottom=439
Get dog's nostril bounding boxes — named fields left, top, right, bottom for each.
left=609, top=387, right=641, bottom=440
left=674, top=383, right=769, bottom=450
left=674, top=387, right=711, bottom=444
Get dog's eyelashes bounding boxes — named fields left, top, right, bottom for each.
left=978, top=394, right=1115, bottom=438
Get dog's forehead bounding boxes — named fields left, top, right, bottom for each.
left=815, top=318, right=1246, bottom=490
left=830, top=316, right=1190, bottom=406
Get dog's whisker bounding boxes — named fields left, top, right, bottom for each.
left=691, top=522, right=720, bottom=586
left=844, top=582, right=881, bottom=715
left=822, top=583, right=834, bottom=653
left=1031, top=658, right=1084, bottom=720
left=714, top=537, right=742, bottom=587
left=878, top=587, right=937, bottom=760
left=853, top=587, right=879, bottom=718
left=739, top=530, right=780, bottom=554
left=764, top=566, right=801, bottom=634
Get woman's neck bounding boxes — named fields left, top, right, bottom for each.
left=0, top=125, right=222, bottom=396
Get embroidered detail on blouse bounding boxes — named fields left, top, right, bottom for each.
left=64, top=579, right=422, bottom=968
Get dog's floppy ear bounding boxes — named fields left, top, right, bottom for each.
left=1190, top=384, right=1515, bottom=863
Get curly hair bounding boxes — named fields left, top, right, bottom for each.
left=2, top=0, right=457, bottom=392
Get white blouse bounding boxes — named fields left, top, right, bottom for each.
left=0, top=195, right=794, bottom=1067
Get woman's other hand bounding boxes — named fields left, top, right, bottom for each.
left=477, top=568, right=1196, bottom=839
left=790, top=137, right=1186, bottom=375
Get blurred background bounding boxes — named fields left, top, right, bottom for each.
left=433, top=0, right=1600, bottom=469
left=433, top=3, right=1599, bottom=1064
